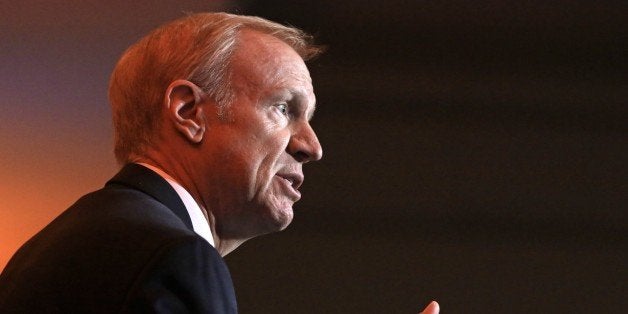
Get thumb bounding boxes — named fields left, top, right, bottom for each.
left=419, top=301, right=440, bottom=314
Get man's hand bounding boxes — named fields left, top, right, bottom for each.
left=419, top=301, right=440, bottom=314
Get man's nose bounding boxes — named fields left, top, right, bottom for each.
left=287, top=122, right=323, bottom=163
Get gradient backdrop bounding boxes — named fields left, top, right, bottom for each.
left=1, top=1, right=626, bottom=313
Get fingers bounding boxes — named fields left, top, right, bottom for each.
left=419, top=301, right=440, bottom=314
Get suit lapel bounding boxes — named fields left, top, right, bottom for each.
left=106, top=163, right=194, bottom=231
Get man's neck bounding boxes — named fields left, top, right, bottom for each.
left=135, top=162, right=216, bottom=247
left=130, top=155, right=246, bottom=256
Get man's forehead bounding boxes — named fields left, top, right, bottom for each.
left=230, top=29, right=314, bottom=102
left=232, top=30, right=309, bottom=75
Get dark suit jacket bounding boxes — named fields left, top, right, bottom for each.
left=0, top=164, right=237, bottom=313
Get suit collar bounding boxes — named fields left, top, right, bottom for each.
left=106, top=163, right=194, bottom=230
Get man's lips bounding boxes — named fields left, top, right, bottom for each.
left=275, top=172, right=304, bottom=201
left=275, top=172, right=304, bottom=190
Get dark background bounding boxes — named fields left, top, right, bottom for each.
left=2, top=1, right=626, bottom=313
left=228, top=1, right=627, bottom=313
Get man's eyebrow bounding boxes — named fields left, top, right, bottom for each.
left=307, top=102, right=316, bottom=121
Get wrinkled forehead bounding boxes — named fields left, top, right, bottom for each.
left=230, top=29, right=314, bottom=94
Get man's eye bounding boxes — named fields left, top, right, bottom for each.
left=276, top=103, right=288, bottom=115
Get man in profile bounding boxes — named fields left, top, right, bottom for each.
left=0, top=13, right=438, bottom=314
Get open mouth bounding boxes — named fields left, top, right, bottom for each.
left=275, top=172, right=304, bottom=200
left=276, top=172, right=304, bottom=190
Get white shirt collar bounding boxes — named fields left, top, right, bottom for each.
left=137, top=163, right=215, bottom=247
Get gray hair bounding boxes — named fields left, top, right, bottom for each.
left=109, top=12, right=322, bottom=164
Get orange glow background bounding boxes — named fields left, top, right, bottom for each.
left=0, top=0, right=232, bottom=271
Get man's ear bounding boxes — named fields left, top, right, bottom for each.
left=164, top=80, right=207, bottom=143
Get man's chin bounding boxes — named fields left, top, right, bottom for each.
left=265, top=204, right=295, bottom=232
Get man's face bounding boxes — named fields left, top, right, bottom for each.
left=198, top=30, right=322, bottom=240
